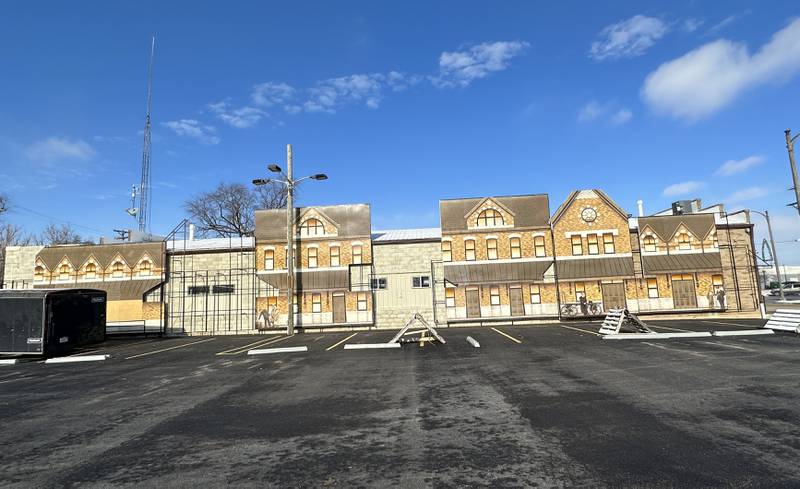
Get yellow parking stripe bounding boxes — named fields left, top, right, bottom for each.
left=558, top=324, right=602, bottom=336
left=216, top=336, right=284, bottom=356
left=125, top=338, right=216, bottom=360
left=217, top=335, right=292, bottom=356
left=491, top=327, right=522, bottom=344
left=326, top=332, right=358, bottom=351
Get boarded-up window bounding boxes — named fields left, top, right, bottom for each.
left=112, top=261, right=124, bottom=277
left=647, top=278, right=659, bottom=298
left=445, top=288, right=455, bottom=307
left=603, top=234, right=615, bottom=254
left=587, top=235, right=599, bottom=255
left=139, top=260, right=152, bottom=276
left=308, top=247, right=318, bottom=268
left=357, top=292, right=368, bottom=311
left=530, top=284, right=541, bottom=304
left=489, top=286, right=501, bottom=306
left=330, top=246, right=340, bottom=267
left=352, top=244, right=362, bottom=265
left=534, top=235, right=546, bottom=257
left=487, top=238, right=498, bottom=260
left=575, top=282, right=586, bottom=301
left=59, top=264, right=71, bottom=280
left=643, top=235, right=656, bottom=252
left=510, top=237, right=521, bottom=258
left=571, top=236, right=583, bottom=256
left=264, top=249, right=274, bottom=270
left=85, top=263, right=97, bottom=279
left=465, top=239, right=476, bottom=261
left=312, top=293, right=322, bottom=313
left=442, top=241, right=452, bottom=262
left=678, top=232, right=691, bottom=250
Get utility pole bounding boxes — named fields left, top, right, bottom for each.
left=756, top=210, right=785, bottom=301
left=285, top=144, right=295, bottom=336
left=785, top=129, right=800, bottom=217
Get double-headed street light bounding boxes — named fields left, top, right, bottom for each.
left=253, top=144, right=328, bottom=335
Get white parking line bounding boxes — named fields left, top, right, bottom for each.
left=248, top=346, right=307, bottom=355
left=641, top=342, right=708, bottom=358
left=343, top=343, right=401, bottom=350
left=701, top=320, right=762, bottom=329
left=700, top=341, right=756, bottom=352
left=125, top=338, right=216, bottom=360
left=45, top=355, right=110, bottom=364
left=0, top=359, right=18, bottom=365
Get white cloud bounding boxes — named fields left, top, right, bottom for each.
left=92, top=135, right=126, bottom=143
left=683, top=18, right=704, bottom=33
left=24, top=137, right=96, bottom=163
left=251, top=82, right=296, bottom=107
left=610, top=108, right=633, bottom=125
left=303, top=74, right=385, bottom=113
left=386, top=71, right=423, bottom=91
left=590, top=15, right=669, bottom=61
left=577, top=100, right=633, bottom=125
left=662, top=180, right=706, bottom=196
left=642, top=19, right=800, bottom=121
left=714, top=155, right=765, bottom=176
left=161, top=119, right=220, bottom=145
left=433, top=41, right=529, bottom=88
left=725, top=185, right=770, bottom=203
left=208, top=101, right=264, bottom=129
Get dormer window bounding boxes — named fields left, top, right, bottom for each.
left=677, top=232, right=691, bottom=250
left=139, top=260, right=152, bottom=276
left=300, top=218, right=325, bottom=237
left=643, top=235, right=656, bottom=252
left=476, top=209, right=503, bottom=228
left=58, top=264, right=71, bottom=280
left=85, top=263, right=97, bottom=279
left=112, top=261, right=125, bottom=278
left=34, top=266, right=45, bottom=281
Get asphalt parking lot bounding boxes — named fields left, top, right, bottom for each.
left=2, top=318, right=800, bottom=488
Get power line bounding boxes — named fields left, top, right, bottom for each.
left=8, top=205, right=107, bottom=234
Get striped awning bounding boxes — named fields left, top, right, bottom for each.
left=257, top=270, right=349, bottom=291
left=443, top=261, right=551, bottom=285
left=642, top=252, right=722, bottom=274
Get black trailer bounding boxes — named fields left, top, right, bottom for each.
left=0, top=289, right=106, bottom=356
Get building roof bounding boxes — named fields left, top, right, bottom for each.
left=255, top=204, right=371, bottom=241
left=555, top=257, right=635, bottom=280
left=34, top=279, right=163, bottom=301
left=638, top=214, right=716, bottom=242
left=166, top=236, right=255, bottom=253
left=36, top=242, right=164, bottom=271
left=439, top=194, right=550, bottom=233
left=641, top=253, right=722, bottom=274
left=257, top=270, right=349, bottom=291
left=371, top=228, right=441, bottom=243
left=443, top=261, right=552, bottom=285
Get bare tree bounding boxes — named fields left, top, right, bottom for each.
left=184, top=182, right=287, bottom=237
left=40, top=223, right=83, bottom=245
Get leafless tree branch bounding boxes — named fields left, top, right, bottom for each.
left=183, top=182, right=287, bottom=238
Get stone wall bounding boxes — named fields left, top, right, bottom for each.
left=2, top=245, right=43, bottom=289
left=372, top=241, right=439, bottom=328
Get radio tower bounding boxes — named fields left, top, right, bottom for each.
left=137, top=36, right=155, bottom=232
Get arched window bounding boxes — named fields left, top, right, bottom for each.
left=139, top=260, right=152, bottom=276
left=300, top=218, right=325, bottom=236
left=112, top=261, right=125, bottom=278
left=710, top=232, right=719, bottom=248
left=59, top=264, right=71, bottom=280
left=476, top=209, right=504, bottom=227
left=34, top=266, right=45, bottom=281
left=677, top=232, right=691, bottom=250
left=643, top=235, right=656, bottom=252
left=85, top=263, right=97, bottom=279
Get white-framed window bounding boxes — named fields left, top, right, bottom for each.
left=312, top=293, right=322, bottom=313
left=138, top=259, right=152, bottom=277
left=352, top=244, right=363, bottom=265
left=530, top=284, right=541, bottom=304
left=534, top=235, right=546, bottom=257
left=486, top=238, right=498, bottom=260
left=587, top=234, right=599, bottom=255
left=489, top=286, right=501, bottom=306
left=441, top=240, right=452, bottom=262
left=412, top=276, right=430, bottom=288
left=464, top=239, right=476, bottom=261
left=445, top=288, right=456, bottom=307
left=510, top=237, right=521, bottom=259
left=571, top=236, right=583, bottom=256
left=264, top=249, right=274, bottom=270
left=307, top=247, right=318, bottom=269
left=643, top=235, right=656, bottom=252
left=34, top=266, right=45, bottom=282
left=370, top=277, right=387, bottom=290
left=476, top=208, right=503, bottom=227
left=677, top=232, right=691, bottom=250
left=647, top=278, right=659, bottom=299
left=112, top=261, right=125, bottom=278
left=357, top=292, right=368, bottom=311
left=84, top=263, right=97, bottom=279
left=300, top=218, right=325, bottom=237
left=575, top=282, right=586, bottom=301
left=603, top=234, right=615, bottom=254
left=330, top=246, right=340, bottom=267
left=58, top=263, right=71, bottom=280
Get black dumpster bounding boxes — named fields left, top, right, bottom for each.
left=0, top=289, right=106, bottom=356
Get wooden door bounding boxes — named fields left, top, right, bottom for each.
left=601, top=283, right=626, bottom=311
left=466, top=288, right=481, bottom=318
left=509, top=287, right=524, bottom=316
left=672, top=279, right=697, bottom=309
left=332, top=294, right=346, bottom=323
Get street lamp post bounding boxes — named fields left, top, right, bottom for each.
left=253, top=144, right=328, bottom=335
left=784, top=129, right=800, bottom=217
left=752, top=210, right=785, bottom=302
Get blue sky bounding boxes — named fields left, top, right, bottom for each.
left=2, top=2, right=800, bottom=263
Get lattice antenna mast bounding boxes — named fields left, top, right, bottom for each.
left=137, top=36, right=155, bottom=232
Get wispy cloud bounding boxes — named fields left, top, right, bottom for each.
left=663, top=180, right=706, bottom=197
left=577, top=100, right=633, bottom=125
left=251, top=82, right=296, bottom=107
left=725, top=185, right=770, bottom=204
left=642, top=19, right=800, bottom=121
left=590, top=15, right=669, bottom=61
left=683, top=18, right=704, bottom=33
left=92, top=135, right=127, bottom=144
left=304, top=74, right=385, bottom=113
left=714, top=155, right=765, bottom=176
left=161, top=119, right=220, bottom=145
left=432, top=40, right=529, bottom=87
left=24, top=137, right=96, bottom=163
left=208, top=101, right=264, bottom=128
left=704, top=11, right=750, bottom=37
